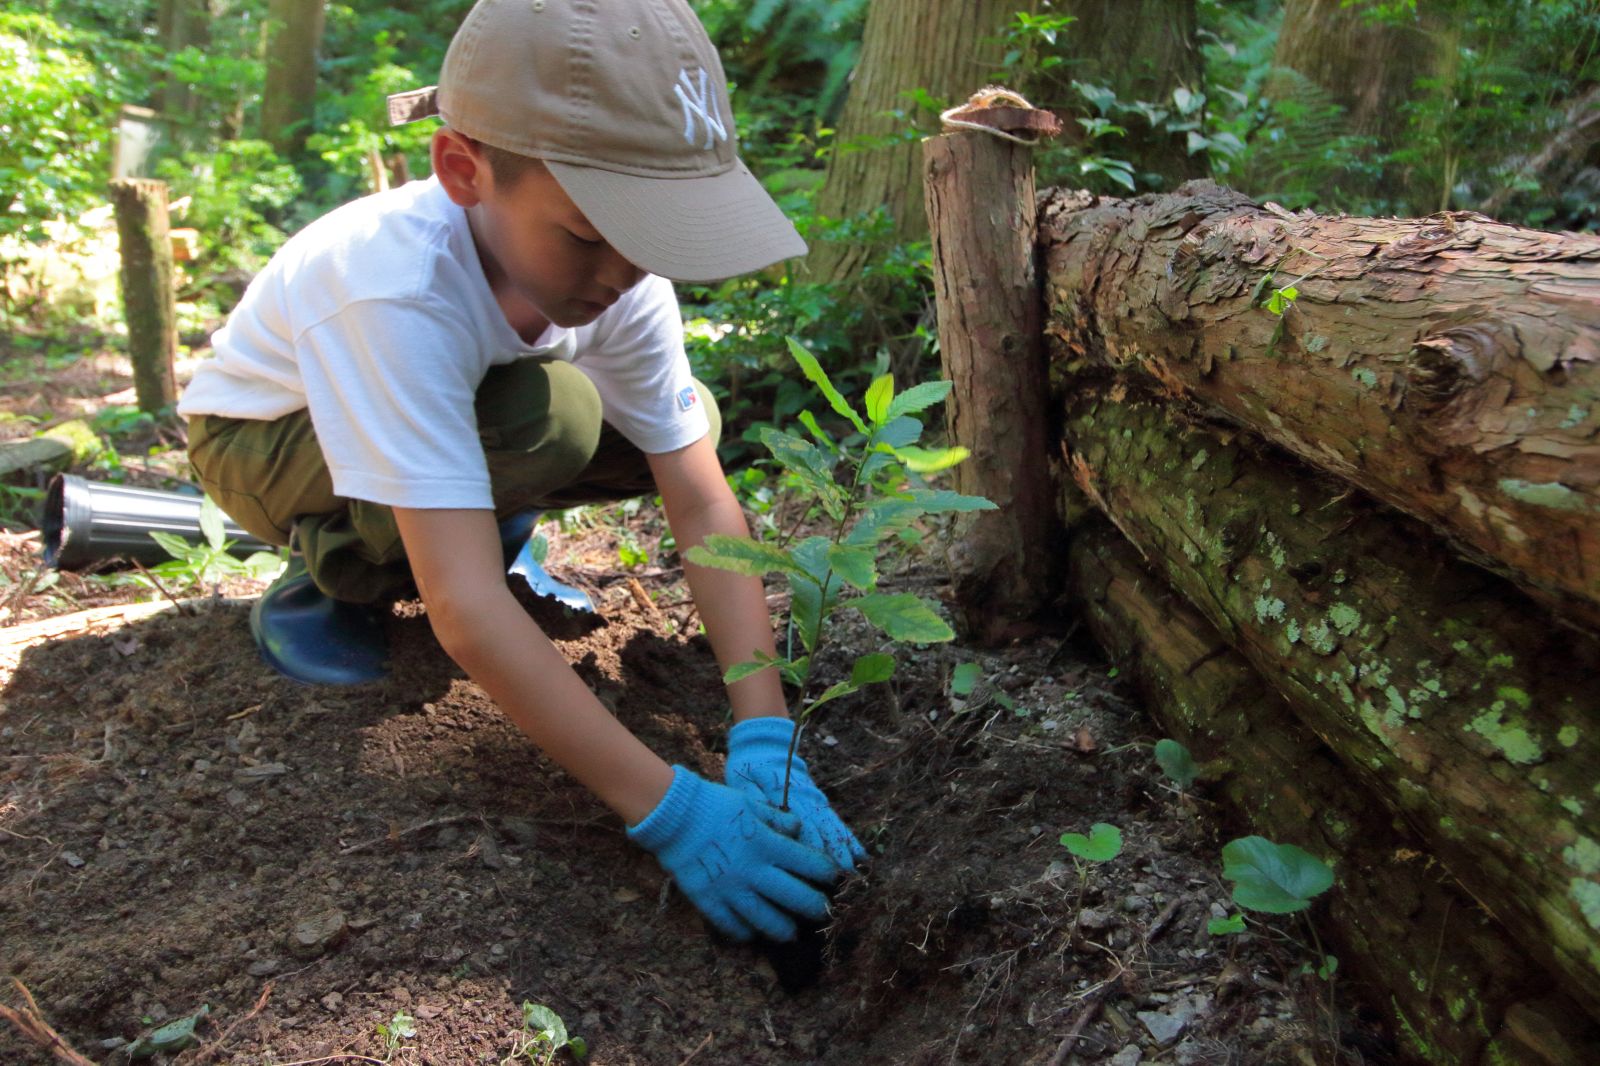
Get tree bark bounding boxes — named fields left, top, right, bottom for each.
left=1040, top=180, right=1600, bottom=632
left=1041, top=0, right=1205, bottom=185
left=261, top=0, right=327, bottom=160
left=803, top=0, right=1022, bottom=287
left=1069, top=517, right=1600, bottom=1066
left=1059, top=382, right=1600, bottom=1018
left=154, top=0, right=212, bottom=122
left=923, top=110, right=1066, bottom=642
left=109, top=179, right=178, bottom=415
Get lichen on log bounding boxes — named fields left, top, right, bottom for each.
left=1041, top=180, right=1600, bottom=632
left=1060, top=383, right=1600, bottom=1015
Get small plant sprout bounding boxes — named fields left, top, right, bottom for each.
left=504, top=1002, right=586, bottom=1065
left=1221, top=835, right=1338, bottom=981
left=686, top=337, right=996, bottom=807
left=1207, top=912, right=1247, bottom=936
left=1154, top=738, right=1198, bottom=791
left=376, top=1009, right=417, bottom=1057
left=138, top=495, right=284, bottom=594
left=1059, top=822, right=1124, bottom=912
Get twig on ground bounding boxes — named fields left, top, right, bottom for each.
left=131, top=558, right=195, bottom=615
left=0, top=978, right=98, bottom=1065
left=1046, top=998, right=1103, bottom=1066
left=676, top=1031, right=714, bottom=1066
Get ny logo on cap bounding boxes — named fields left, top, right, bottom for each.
left=674, top=68, right=727, bottom=150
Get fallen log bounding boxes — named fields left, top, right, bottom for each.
left=1040, top=181, right=1600, bottom=631
left=1069, top=518, right=1600, bottom=1066
left=1060, top=383, right=1600, bottom=1017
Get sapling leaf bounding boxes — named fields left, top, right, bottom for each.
left=851, top=592, right=955, bottom=643
left=864, top=373, right=895, bottom=426
left=878, top=414, right=924, bottom=448
left=199, top=495, right=226, bottom=551
left=788, top=571, right=838, bottom=653
left=1208, top=913, right=1247, bottom=935
left=1317, top=954, right=1338, bottom=979
left=789, top=535, right=835, bottom=583
left=827, top=544, right=877, bottom=590
left=858, top=449, right=898, bottom=486
left=1221, top=836, right=1334, bottom=914
left=685, top=534, right=807, bottom=578
left=1059, top=823, right=1123, bottom=862
left=797, top=409, right=837, bottom=451
left=786, top=336, right=867, bottom=434
left=850, top=652, right=895, bottom=685
left=150, top=530, right=196, bottom=560
left=886, top=380, right=952, bottom=421
left=725, top=655, right=780, bottom=684
left=1154, top=738, right=1198, bottom=789
left=779, top=655, right=810, bottom=688
left=522, top=1003, right=567, bottom=1047
left=892, top=444, right=971, bottom=473
left=951, top=662, right=981, bottom=696
left=807, top=678, right=859, bottom=714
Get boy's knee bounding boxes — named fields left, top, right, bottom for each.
left=479, top=360, right=603, bottom=483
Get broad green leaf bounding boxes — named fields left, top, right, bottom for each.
left=149, top=530, right=194, bottom=561
left=725, top=657, right=779, bottom=684
left=199, top=495, right=226, bottom=551
left=886, top=380, right=951, bottom=421
left=805, top=678, right=859, bottom=716
left=851, top=592, right=954, bottom=643
left=760, top=426, right=845, bottom=519
left=779, top=655, right=810, bottom=688
left=844, top=490, right=997, bottom=548
left=850, top=652, right=895, bottom=685
left=892, top=444, right=971, bottom=473
left=789, top=571, right=836, bottom=654
left=1059, top=823, right=1123, bottom=862
left=864, top=373, right=895, bottom=426
left=522, top=1003, right=568, bottom=1047
left=1221, top=836, right=1334, bottom=914
left=859, top=449, right=898, bottom=486
left=907, top=489, right=998, bottom=513
left=243, top=551, right=286, bottom=581
left=789, top=535, right=834, bottom=584
left=1154, top=738, right=1198, bottom=789
left=827, top=543, right=877, bottom=590
left=685, top=534, right=806, bottom=578
left=951, top=662, right=981, bottom=696
left=568, top=1036, right=589, bottom=1059
left=1207, top=914, right=1246, bottom=935
left=878, top=415, right=924, bottom=448
left=786, top=336, right=866, bottom=434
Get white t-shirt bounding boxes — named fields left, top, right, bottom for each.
left=177, top=176, right=710, bottom=510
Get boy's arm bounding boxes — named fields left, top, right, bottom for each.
left=392, top=506, right=674, bottom=824
left=647, top=434, right=789, bottom=723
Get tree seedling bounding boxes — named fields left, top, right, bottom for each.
left=376, top=1008, right=417, bottom=1057
left=504, top=1002, right=586, bottom=1065
left=687, top=337, right=995, bottom=808
left=131, top=494, right=284, bottom=593
left=1060, top=822, right=1124, bottom=914
left=1220, top=835, right=1337, bottom=980
left=1154, top=738, right=1198, bottom=791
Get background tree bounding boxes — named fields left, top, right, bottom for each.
left=261, top=0, right=327, bottom=160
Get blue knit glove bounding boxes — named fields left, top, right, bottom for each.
left=726, top=717, right=867, bottom=875
left=627, top=765, right=836, bottom=942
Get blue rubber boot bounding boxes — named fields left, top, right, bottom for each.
left=249, top=555, right=389, bottom=685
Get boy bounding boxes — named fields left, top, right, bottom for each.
left=177, top=0, right=863, bottom=944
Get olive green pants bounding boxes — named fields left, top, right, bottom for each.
left=188, top=357, right=720, bottom=604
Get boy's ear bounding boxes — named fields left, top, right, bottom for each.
left=432, top=128, right=490, bottom=208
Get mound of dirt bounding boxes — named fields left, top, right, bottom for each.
left=0, top=545, right=1385, bottom=1064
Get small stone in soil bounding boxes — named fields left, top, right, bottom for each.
left=288, top=909, right=348, bottom=959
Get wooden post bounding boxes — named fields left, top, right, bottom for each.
left=109, top=178, right=178, bottom=415
left=923, top=93, right=1065, bottom=644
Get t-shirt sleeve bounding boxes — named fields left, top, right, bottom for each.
left=579, top=274, right=711, bottom=454
left=297, top=298, right=493, bottom=510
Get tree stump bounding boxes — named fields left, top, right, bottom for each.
left=923, top=97, right=1066, bottom=643
left=109, top=178, right=178, bottom=415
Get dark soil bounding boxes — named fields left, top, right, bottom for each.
left=0, top=345, right=1389, bottom=1065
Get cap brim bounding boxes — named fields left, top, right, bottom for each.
left=544, top=160, right=807, bottom=283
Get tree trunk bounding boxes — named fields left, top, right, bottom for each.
left=1270, top=0, right=1426, bottom=150
left=261, top=0, right=327, bottom=160
left=110, top=179, right=178, bottom=415
left=1042, top=0, right=1205, bottom=185
left=923, top=110, right=1066, bottom=642
left=1059, top=381, right=1600, bottom=1018
left=1040, top=180, right=1600, bottom=633
left=1069, top=517, right=1600, bottom=1066
left=153, top=0, right=212, bottom=123
left=802, top=0, right=1022, bottom=287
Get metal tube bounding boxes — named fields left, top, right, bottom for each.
left=41, top=473, right=275, bottom=570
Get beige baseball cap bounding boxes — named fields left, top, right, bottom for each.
left=386, top=0, right=806, bottom=283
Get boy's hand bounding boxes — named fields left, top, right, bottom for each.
left=627, top=765, right=836, bottom=942
left=726, top=717, right=868, bottom=875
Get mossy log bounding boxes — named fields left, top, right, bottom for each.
left=109, top=178, right=177, bottom=414
left=1059, top=383, right=1600, bottom=1017
left=1040, top=181, right=1600, bottom=632
left=1069, top=518, right=1600, bottom=1065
